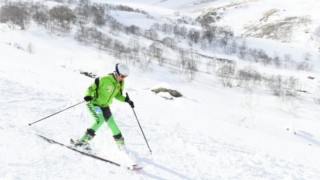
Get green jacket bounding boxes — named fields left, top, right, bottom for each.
left=85, top=74, right=126, bottom=107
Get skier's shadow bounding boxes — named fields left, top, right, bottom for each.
left=135, top=154, right=192, bottom=180
left=145, top=161, right=193, bottom=180
left=295, top=130, right=320, bottom=147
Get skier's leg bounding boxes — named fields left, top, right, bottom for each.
left=106, top=116, right=124, bottom=145
left=101, top=107, right=124, bottom=145
left=103, top=108, right=135, bottom=165
left=106, top=114, right=136, bottom=165
left=79, top=103, right=105, bottom=142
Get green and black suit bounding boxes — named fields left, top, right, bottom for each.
left=80, top=74, right=126, bottom=145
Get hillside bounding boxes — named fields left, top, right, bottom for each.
left=110, top=0, right=320, bottom=50
left=0, top=0, right=320, bottom=179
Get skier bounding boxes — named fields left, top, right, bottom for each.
left=74, top=63, right=134, bottom=151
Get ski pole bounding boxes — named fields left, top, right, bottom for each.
left=28, top=101, right=85, bottom=126
left=126, top=93, right=152, bottom=154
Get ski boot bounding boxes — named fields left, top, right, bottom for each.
left=71, top=139, right=92, bottom=151
left=117, top=143, right=128, bottom=152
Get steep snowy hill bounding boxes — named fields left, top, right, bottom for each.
left=1, top=0, right=320, bottom=179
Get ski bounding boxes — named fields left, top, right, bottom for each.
left=37, top=134, right=142, bottom=171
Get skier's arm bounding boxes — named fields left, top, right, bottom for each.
left=115, top=92, right=126, bottom=102
left=115, top=81, right=125, bottom=102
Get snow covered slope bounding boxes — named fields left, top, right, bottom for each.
left=199, top=0, right=320, bottom=51
left=1, top=26, right=320, bottom=180
left=108, top=0, right=320, bottom=51
left=1, top=0, right=320, bottom=179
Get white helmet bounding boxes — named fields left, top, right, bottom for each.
left=115, top=63, right=130, bottom=76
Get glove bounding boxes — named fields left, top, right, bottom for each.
left=125, top=95, right=135, bottom=108
left=84, top=96, right=93, bottom=102
left=128, top=100, right=134, bottom=108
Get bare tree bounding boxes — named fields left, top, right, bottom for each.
left=127, top=38, right=141, bottom=63
left=113, top=40, right=126, bottom=59
left=296, top=61, right=312, bottom=71
left=79, top=0, right=90, bottom=5
left=139, top=47, right=152, bottom=71
left=75, top=5, right=91, bottom=25
left=216, top=62, right=236, bottom=87
left=272, top=55, right=281, bottom=68
left=283, top=54, right=293, bottom=69
left=75, top=26, right=94, bottom=45
left=238, top=41, right=248, bottom=60
left=144, top=29, right=159, bottom=41
left=229, top=40, right=238, bottom=54
left=161, top=23, right=174, bottom=34
left=267, top=75, right=282, bottom=96
left=91, top=5, right=106, bottom=27
left=197, top=12, right=217, bottom=28
left=267, top=75, right=299, bottom=101
left=186, top=58, right=198, bottom=80
left=0, top=4, right=30, bottom=30
left=188, top=28, right=200, bottom=44
left=99, top=35, right=113, bottom=51
left=162, top=37, right=177, bottom=50
left=150, top=23, right=161, bottom=31
left=236, top=67, right=262, bottom=90
left=49, top=6, right=75, bottom=25
left=108, top=16, right=124, bottom=35
left=33, top=10, right=49, bottom=26
left=31, top=3, right=49, bottom=26
left=185, top=48, right=198, bottom=80
left=178, top=49, right=187, bottom=73
left=173, top=25, right=188, bottom=39
left=206, top=58, right=217, bottom=74
left=247, top=49, right=258, bottom=63
left=93, top=12, right=105, bottom=26
left=49, top=6, right=76, bottom=33
left=219, top=35, right=231, bottom=53
left=125, top=25, right=141, bottom=35
left=149, top=42, right=164, bottom=66
left=257, top=49, right=272, bottom=65
left=202, top=26, right=216, bottom=44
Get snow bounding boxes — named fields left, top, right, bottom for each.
left=1, top=0, right=320, bottom=179
left=109, top=11, right=157, bottom=29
